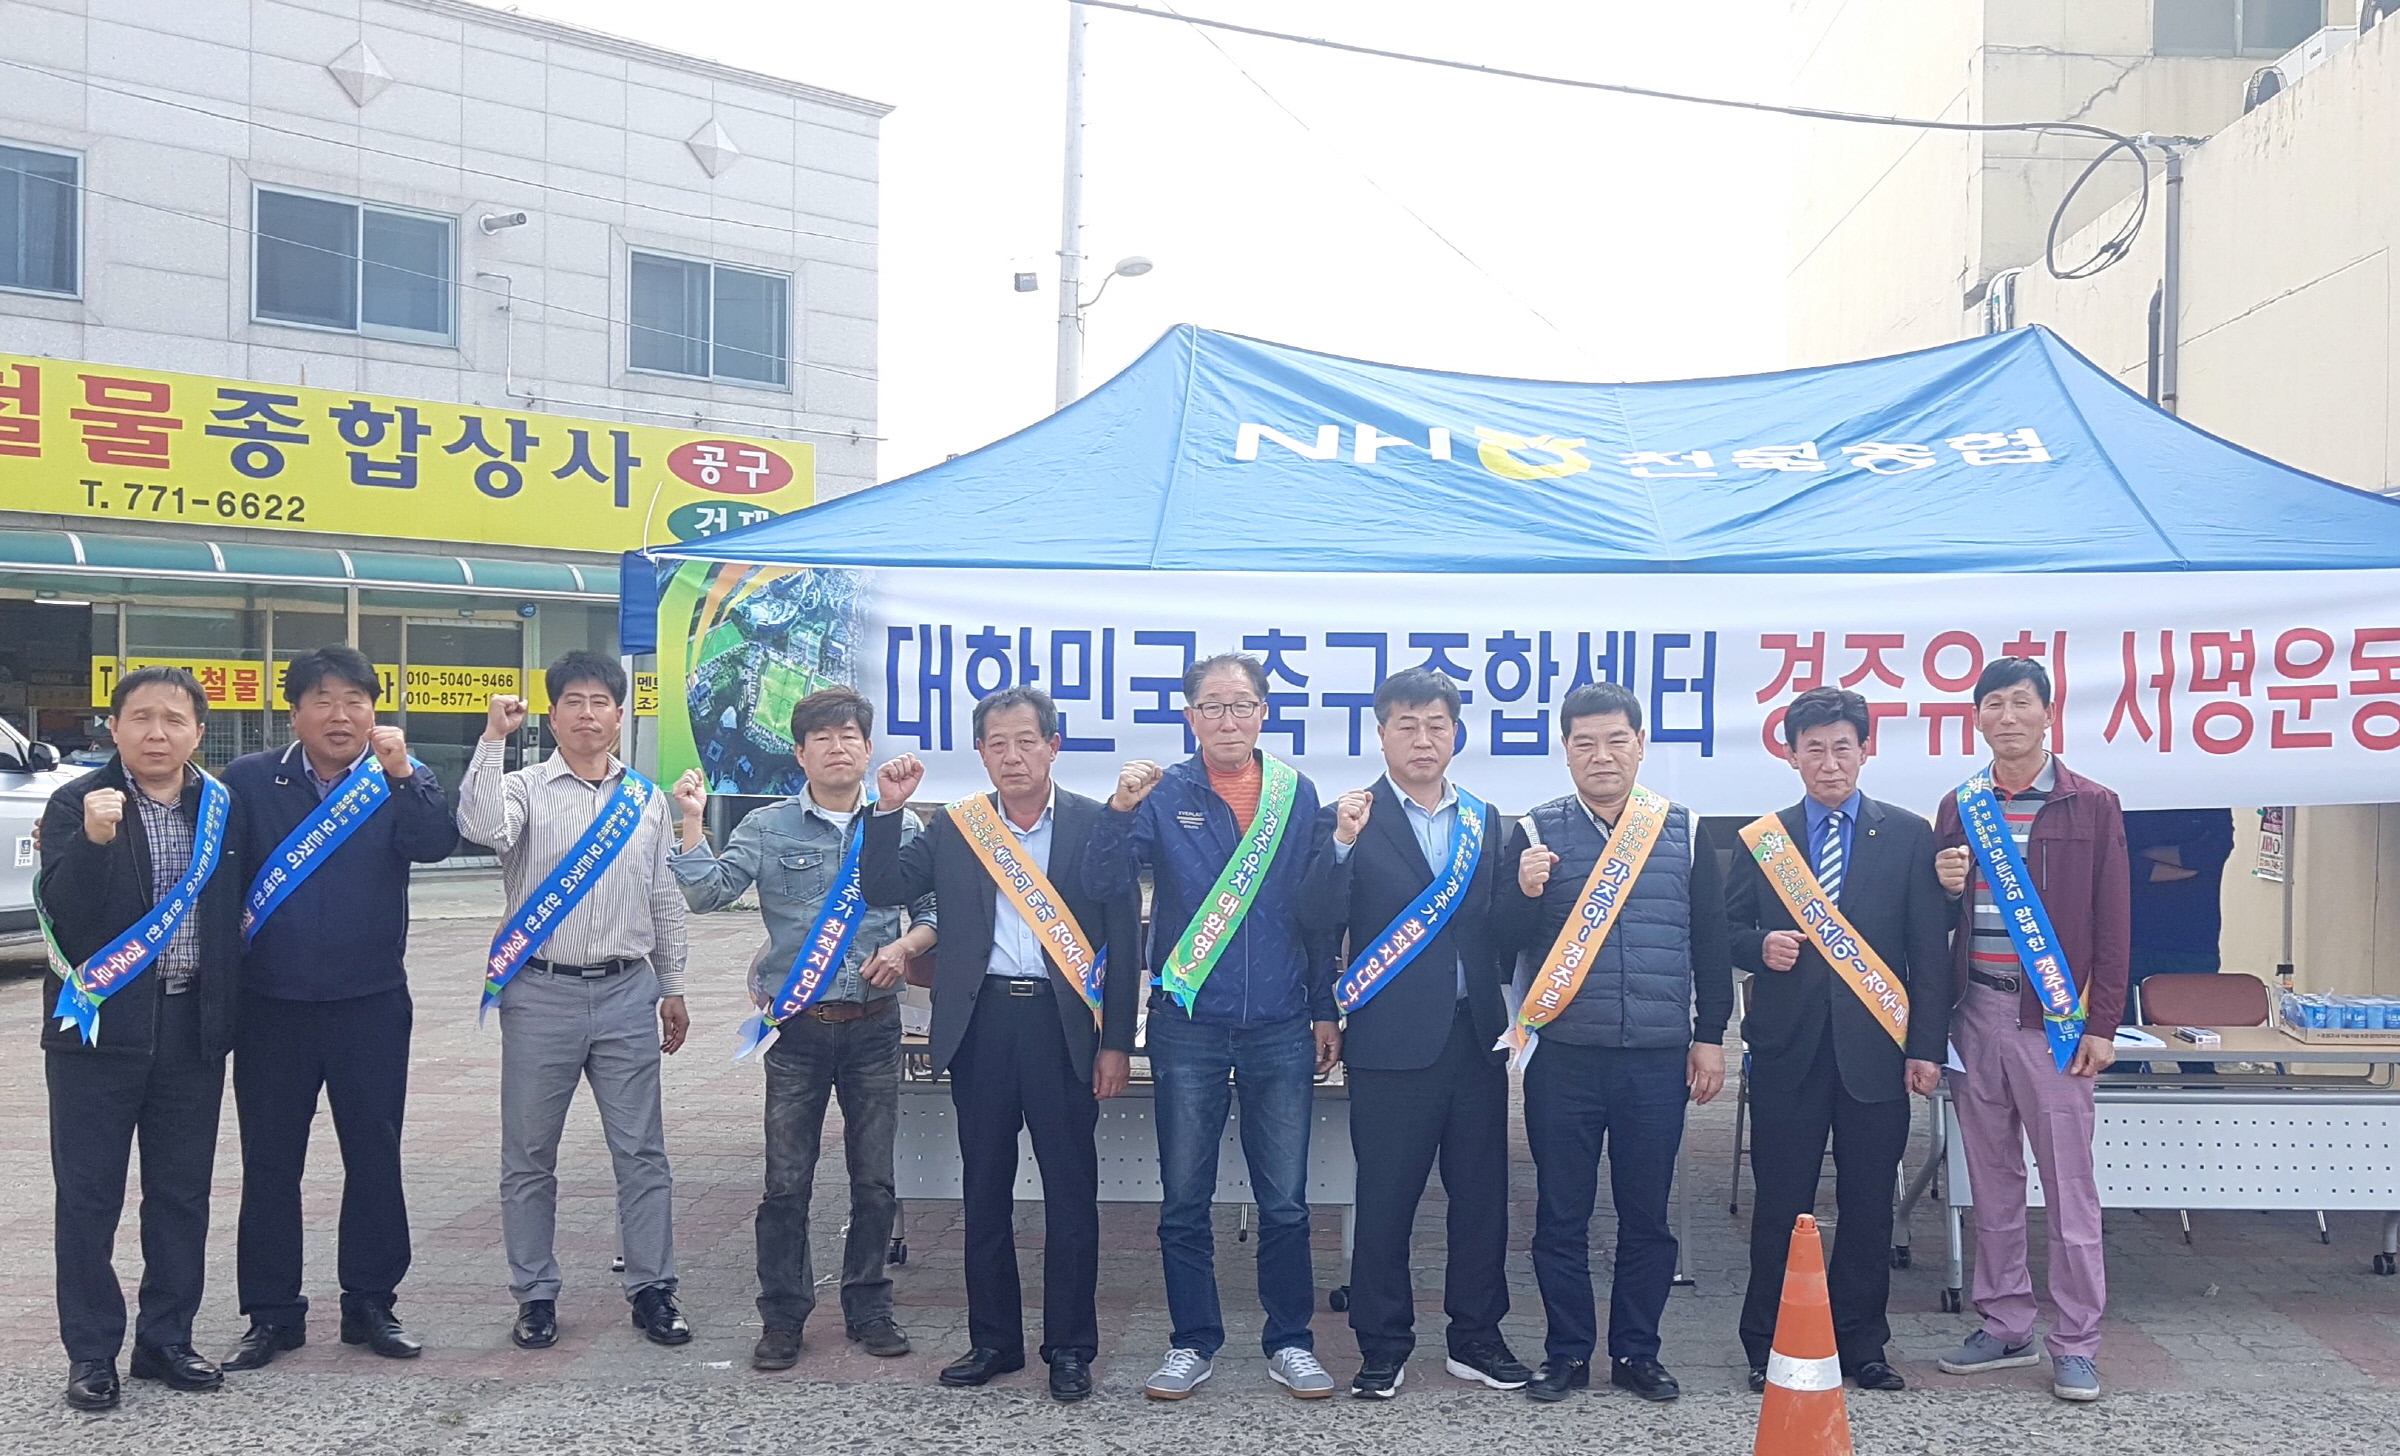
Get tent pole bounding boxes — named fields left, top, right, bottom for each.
left=1055, top=2, right=1088, bottom=411
left=2159, top=145, right=2185, bottom=417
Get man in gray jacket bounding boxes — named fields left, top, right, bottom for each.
left=1493, top=681, right=1732, bottom=1406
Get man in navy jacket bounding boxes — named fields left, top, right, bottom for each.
left=1082, top=652, right=1340, bottom=1402
left=219, top=646, right=458, bottom=1369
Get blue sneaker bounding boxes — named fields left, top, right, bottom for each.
left=2052, top=1355, right=2100, bottom=1402
left=1936, top=1330, right=2042, bottom=1374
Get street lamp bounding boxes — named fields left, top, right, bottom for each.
left=1051, top=5, right=1157, bottom=410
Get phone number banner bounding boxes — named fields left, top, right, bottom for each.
left=658, top=562, right=2400, bottom=814
left=0, top=353, right=813, bottom=553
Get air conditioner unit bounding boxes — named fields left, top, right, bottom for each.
left=2275, top=25, right=2353, bottom=84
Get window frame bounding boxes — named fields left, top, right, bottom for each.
left=625, top=246, right=794, bottom=391
left=249, top=185, right=458, bottom=347
left=0, top=137, right=84, bottom=301
left=2152, top=0, right=2325, bottom=57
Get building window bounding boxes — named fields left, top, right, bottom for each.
left=253, top=189, right=454, bottom=343
left=2154, top=0, right=2322, bottom=55
left=630, top=251, right=790, bottom=387
left=0, top=141, right=79, bottom=297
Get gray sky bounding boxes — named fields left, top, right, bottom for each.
left=537, top=0, right=1792, bottom=480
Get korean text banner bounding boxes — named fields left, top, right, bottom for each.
left=0, top=353, right=813, bottom=553
left=657, top=562, right=2400, bottom=814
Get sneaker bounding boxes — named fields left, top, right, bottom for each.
left=1445, top=1341, right=1533, bottom=1391
left=1936, top=1330, right=2043, bottom=1375
left=1267, top=1346, right=1336, bottom=1399
left=2052, top=1355, right=2101, bottom=1402
left=846, top=1316, right=911, bottom=1358
left=1144, top=1347, right=1213, bottom=1400
left=1349, top=1354, right=1404, bottom=1399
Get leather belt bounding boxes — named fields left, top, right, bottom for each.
left=806, top=996, right=894, bottom=1024
left=529, top=956, right=637, bottom=979
left=1969, top=967, right=2022, bottom=994
left=996, top=977, right=1052, bottom=998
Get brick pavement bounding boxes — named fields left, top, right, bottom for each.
left=3, top=873, right=2398, bottom=1426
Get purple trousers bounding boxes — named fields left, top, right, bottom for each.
left=1948, top=980, right=2106, bottom=1359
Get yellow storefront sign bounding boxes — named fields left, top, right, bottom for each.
left=4, top=354, right=813, bottom=553
left=92, top=659, right=660, bottom=716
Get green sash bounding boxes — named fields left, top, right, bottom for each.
left=1159, top=755, right=1299, bottom=1014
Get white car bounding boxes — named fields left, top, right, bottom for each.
left=0, top=717, right=76, bottom=954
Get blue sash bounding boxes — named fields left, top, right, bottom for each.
left=1335, top=789, right=1485, bottom=1015
left=243, top=754, right=417, bottom=941
left=1957, top=771, right=2084, bottom=1071
left=481, top=769, right=655, bottom=1023
left=735, top=817, right=869, bottom=1060
left=52, top=771, right=230, bottom=1046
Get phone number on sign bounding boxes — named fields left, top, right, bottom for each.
left=83, top=480, right=308, bottom=523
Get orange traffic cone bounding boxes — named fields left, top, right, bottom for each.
left=1753, top=1214, right=1852, bottom=1456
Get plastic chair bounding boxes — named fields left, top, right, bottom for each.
left=2131, top=973, right=2323, bottom=1244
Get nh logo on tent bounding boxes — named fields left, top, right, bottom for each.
left=1233, top=421, right=1596, bottom=481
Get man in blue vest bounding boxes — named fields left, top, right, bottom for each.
left=221, top=645, right=458, bottom=1369
left=1494, top=680, right=1732, bottom=1405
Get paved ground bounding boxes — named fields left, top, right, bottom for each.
left=3, top=869, right=2398, bottom=1453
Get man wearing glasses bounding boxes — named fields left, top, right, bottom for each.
left=1083, top=653, right=1340, bottom=1403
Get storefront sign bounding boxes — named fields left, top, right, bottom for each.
left=90, top=658, right=660, bottom=716
left=2, top=354, right=814, bottom=553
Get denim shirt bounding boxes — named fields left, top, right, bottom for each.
left=672, top=791, right=936, bottom=1004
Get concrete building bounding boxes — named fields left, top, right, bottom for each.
left=0, top=0, right=885, bottom=800
left=1787, top=0, right=2346, bottom=368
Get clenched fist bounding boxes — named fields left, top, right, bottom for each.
left=1332, top=789, right=1373, bottom=846
left=672, top=768, right=708, bottom=822
left=1519, top=844, right=1561, bottom=897
left=1935, top=845, right=1972, bottom=897
left=876, top=753, right=926, bottom=807
left=484, top=694, right=527, bottom=742
left=1110, top=760, right=1164, bottom=813
left=1762, top=928, right=1805, bottom=973
left=369, top=724, right=413, bottom=779
left=84, top=788, right=126, bottom=846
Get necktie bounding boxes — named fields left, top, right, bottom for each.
left=1817, top=810, right=1846, bottom=905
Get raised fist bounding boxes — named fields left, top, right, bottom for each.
left=369, top=724, right=413, bottom=779
left=1333, top=789, right=1373, bottom=846
left=1762, top=928, right=1805, bottom=973
left=84, top=788, right=125, bottom=846
left=1110, top=760, right=1164, bottom=813
left=484, top=694, right=527, bottom=742
left=1518, top=844, right=1560, bottom=898
left=671, top=768, right=708, bottom=823
left=876, top=753, right=926, bottom=807
left=1935, top=846, right=1972, bottom=897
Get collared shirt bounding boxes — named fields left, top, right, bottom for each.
left=1333, top=777, right=1467, bottom=997
left=129, top=765, right=201, bottom=994
left=672, top=784, right=935, bottom=1005
left=985, top=788, right=1057, bottom=979
left=457, top=740, right=688, bottom=995
left=1969, top=755, right=2057, bottom=982
left=288, top=740, right=364, bottom=802
left=1803, top=789, right=1863, bottom=899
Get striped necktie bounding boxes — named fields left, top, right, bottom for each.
left=1817, top=810, right=1846, bottom=905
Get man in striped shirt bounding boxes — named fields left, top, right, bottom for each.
left=1929, top=657, right=2130, bottom=1404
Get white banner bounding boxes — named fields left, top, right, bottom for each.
left=666, top=564, right=2400, bottom=817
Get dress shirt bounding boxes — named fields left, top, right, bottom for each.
left=984, top=789, right=1057, bottom=979
left=1332, top=777, right=1468, bottom=998
left=457, top=739, right=688, bottom=996
left=1803, top=789, right=1863, bottom=897
left=293, top=741, right=367, bottom=802
left=129, top=765, right=201, bottom=994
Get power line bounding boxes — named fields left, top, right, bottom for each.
left=1079, top=0, right=2161, bottom=281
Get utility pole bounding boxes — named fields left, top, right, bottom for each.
left=1054, top=2, right=1087, bottom=411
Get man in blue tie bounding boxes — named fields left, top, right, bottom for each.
left=1725, top=687, right=1951, bottom=1393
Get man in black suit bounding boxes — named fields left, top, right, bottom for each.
left=1726, top=686, right=1952, bottom=1392
left=1298, top=669, right=1529, bottom=1400
left=861, top=687, right=1140, bottom=1403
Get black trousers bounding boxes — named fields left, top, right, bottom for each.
left=948, top=979, right=1100, bottom=1363
left=47, top=991, right=226, bottom=1361
left=1738, top=1028, right=1911, bottom=1372
left=234, top=987, right=414, bottom=1328
left=1344, top=1003, right=1510, bottom=1361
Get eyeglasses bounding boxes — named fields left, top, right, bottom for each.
left=1190, top=700, right=1264, bottom=721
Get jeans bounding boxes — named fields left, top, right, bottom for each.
left=1146, top=1006, right=1317, bottom=1358
left=756, top=1004, right=901, bottom=1333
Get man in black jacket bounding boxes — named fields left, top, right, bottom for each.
left=1298, top=668, right=1528, bottom=1400
left=219, top=646, right=459, bottom=1370
left=36, top=666, right=245, bottom=1412
left=862, top=688, right=1140, bottom=1403
left=1726, top=687, right=1951, bottom=1392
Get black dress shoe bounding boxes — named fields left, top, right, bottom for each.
left=1851, top=1360, right=1907, bottom=1391
left=340, top=1297, right=423, bottom=1359
left=65, top=1358, right=119, bottom=1411
left=753, top=1328, right=802, bottom=1372
left=224, top=1321, right=305, bottom=1371
left=129, top=1343, right=223, bottom=1392
left=1611, top=1356, right=1681, bottom=1402
left=631, top=1288, right=691, bottom=1346
left=939, top=1346, right=1026, bottom=1387
left=1525, top=1359, right=1589, bottom=1403
left=1446, top=1341, right=1533, bottom=1390
left=1049, top=1353, right=1093, bottom=1403
left=1748, top=1366, right=1768, bottom=1394
left=511, top=1299, right=558, bottom=1350
left=1349, top=1353, right=1405, bottom=1398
